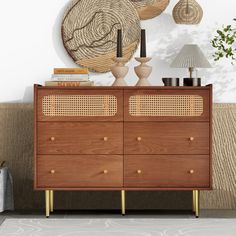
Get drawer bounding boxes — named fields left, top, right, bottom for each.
left=124, top=89, right=210, bottom=122
left=124, top=122, right=209, bottom=155
left=37, top=89, right=123, bottom=122
left=37, top=122, right=123, bottom=155
left=36, top=155, right=123, bottom=188
left=124, top=155, right=210, bottom=188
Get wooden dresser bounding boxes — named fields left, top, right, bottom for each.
left=34, top=84, right=212, bottom=217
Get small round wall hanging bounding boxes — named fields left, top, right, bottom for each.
left=130, top=0, right=170, bottom=20
left=61, top=0, right=141, bottom=73
left=172, top=0, right=203, bottom=24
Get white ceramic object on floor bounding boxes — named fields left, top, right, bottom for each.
left=134, top=57, right=152, bottom=86
left=111, top=58, right=129, bottom=86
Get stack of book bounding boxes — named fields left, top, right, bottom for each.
left=45, top=68, right=94, bottom=86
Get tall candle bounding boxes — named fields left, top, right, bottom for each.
left=117, top=29, right=122, bottom=57
left=140, top=29, right=146, bottom=58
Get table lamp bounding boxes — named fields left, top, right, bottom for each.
left=171, top=44, right=211, bottom=85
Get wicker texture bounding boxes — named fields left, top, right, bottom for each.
left=61, top=0, right=140, bottom=73
left=42, top=95, right=117, bottom=117
left=172, top=0, right=203, bottom=25
left=130, top=0, right=170, bottom=20
left=201, top=104, right=236, bottom=209
left=129, top=95, right=203, bottom=116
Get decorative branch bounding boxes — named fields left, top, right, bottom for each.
left=211, top=18, right=236, bottom=64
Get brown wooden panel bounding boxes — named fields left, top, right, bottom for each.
left=124, top=122, right=209, bottom=155
left=35, top=84, right=212, bottom=91
left=36, top=155, right=123, bottom=188
left=124, top=89, right=210, bottom=121
left=38, top=122, right=123, bottom=155
left=37, top=89, right=123, bottom=121
left=124, top=155, right=210, bottom=188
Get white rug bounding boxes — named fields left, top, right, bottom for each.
left=1, top=219, right=236, bottom=236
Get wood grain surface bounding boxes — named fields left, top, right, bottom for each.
left=37, top=155, right=123, bottom=188
left=1, top=103, right=235, bottom=210
left=0, top=103, right=187, bottom=210
left=61, top=0, right=140, bottom=72
left=124, top=155, right=210, bottom=188
left=37, top=122, right=123, bottom=155
left=124, top=122, right=209, bottom=155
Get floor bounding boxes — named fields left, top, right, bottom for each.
left=1, top=210, right=236, bottom=223
left=1, top=210, right=236, bottom=235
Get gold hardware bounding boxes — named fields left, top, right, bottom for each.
left=121, top=190, right=125, bottom=215
left=193, top=190, right=200, bottom=218
left=189, top=169, right=194, bottom=174
left=50, top=170, right=55, bottom=174
left=50, top=190, right=54, bottom=213
left=45, top=190, right=50, bottom=218
left=50, top=137, right=55, bottom=141
left=137, top=137, right=142, bottom=141
left=103, top=137, right=108, bottom=141
left=192, top=190, right=196, bottom=213
left=189, top=137, right=194, bottom=141
left=137, top=170, right=142, bottom=174
left=103, top=170, right=108, bottom=174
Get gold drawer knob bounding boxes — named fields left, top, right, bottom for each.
left=50, top=137, right=55, bottom=141
left=137, top=170, right=142, bottom=174
left=137, top=137, right=142, bottom=141
left=189, top=169, right=194, bottom=174
left=103, top=137, right=108, bottom=141
left=189, top=137, right=195, bottom=141
left=50, top=170, right=55, bottom=174
left=103, top=170, right=108, bottom=174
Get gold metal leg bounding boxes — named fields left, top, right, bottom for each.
left=195, top=190, right=200, bottom=218
left=50, top=190, right=54, bottom=213
left=121, top=190, right=125, bottom=215
left=45, top=190, right=50, bottom=218
left=192, top=190, right=196, bottom=213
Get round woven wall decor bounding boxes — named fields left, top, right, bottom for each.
left=172, top=0, right=203, bottom=24
left=61, top=0, right=141, bottom=73
left=130, top=0, right=170, bottom=20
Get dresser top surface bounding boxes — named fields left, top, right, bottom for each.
left=35, top=84, right=212, bottom=91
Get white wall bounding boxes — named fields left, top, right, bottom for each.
left=0, top=0, right=235, bottom=102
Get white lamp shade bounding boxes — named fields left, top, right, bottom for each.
left=171, top=44, right=211, bottom=68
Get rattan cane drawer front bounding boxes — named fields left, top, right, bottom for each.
left=124, top=122, right=209, bottom=155
left=37, top=90, right=123, bottom=121
left=124, top=90, right=210, bottom=121
left=37, top=122, right=123, bottom=155
left=124, top=155, right=210, bottom=188
left=37, top=155, right=123, bottom=188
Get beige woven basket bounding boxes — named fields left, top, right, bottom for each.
left=130, top=0, right=170, bottom=20
left=172, top=0, right=203, bottom=24
left=62, top=0, right=141, bottom=73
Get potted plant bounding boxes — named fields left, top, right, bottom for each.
left=211, top=19, right=236, bottom=64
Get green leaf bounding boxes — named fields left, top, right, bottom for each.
left=211, top=18, right=236, bottom=64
